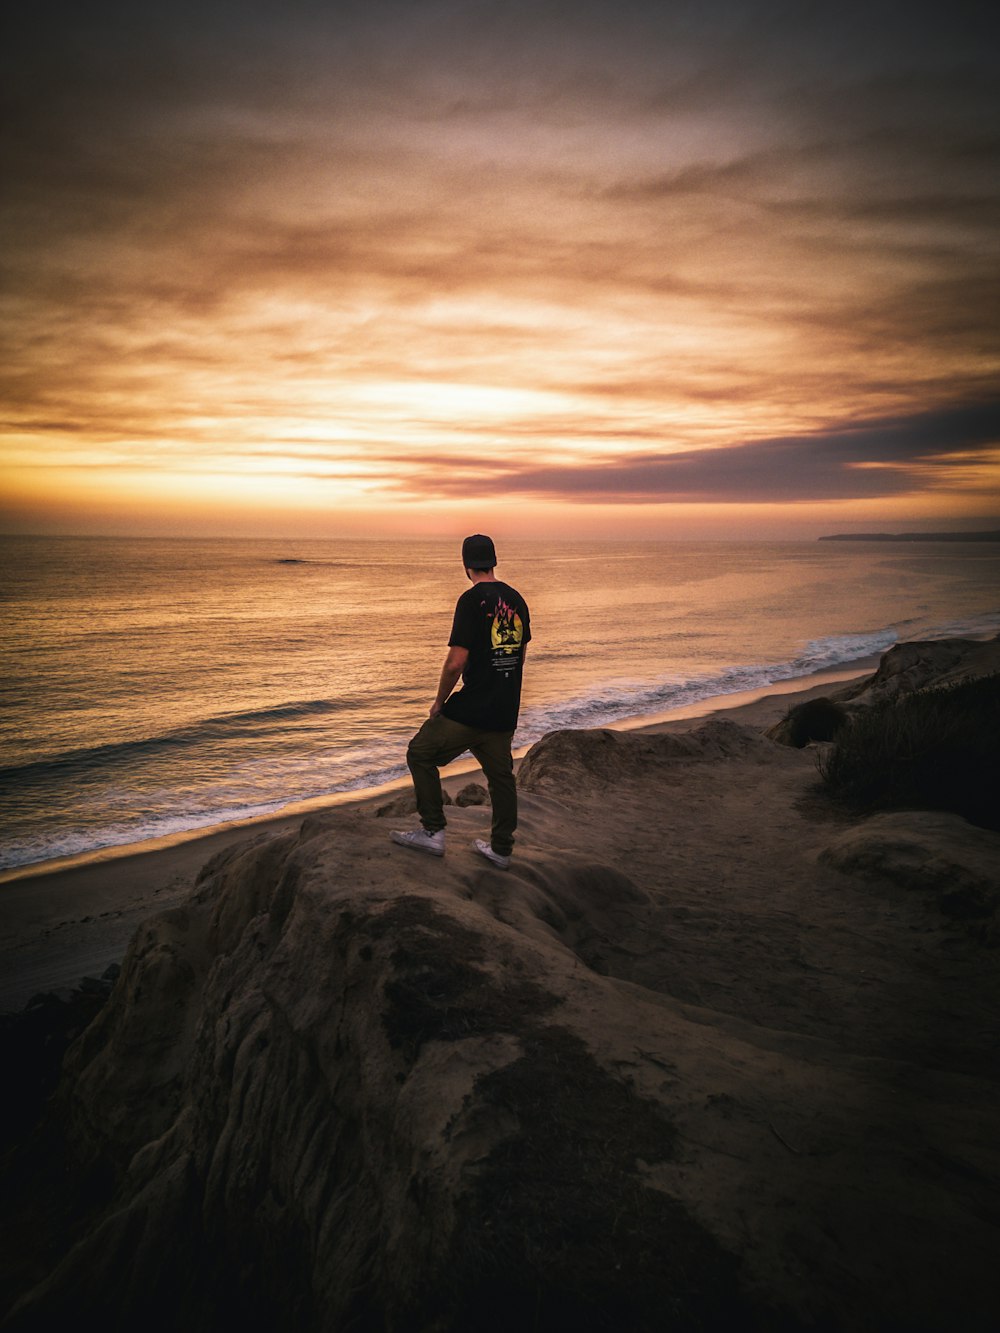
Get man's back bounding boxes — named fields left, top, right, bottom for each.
left=440, top=579, right=530, bottom=733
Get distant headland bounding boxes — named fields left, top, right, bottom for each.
left=819, top=530, right=1000, bottom=543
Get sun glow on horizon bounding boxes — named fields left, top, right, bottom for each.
left=2, top=3, right=998, bottom=539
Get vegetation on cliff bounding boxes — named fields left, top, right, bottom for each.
left=820, top=674, right=1000, bottom=830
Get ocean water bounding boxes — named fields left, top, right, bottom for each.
left=2, top=535, right=998, bottom=873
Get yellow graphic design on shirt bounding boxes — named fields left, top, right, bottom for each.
left=491, top=600, right=524, bottom=656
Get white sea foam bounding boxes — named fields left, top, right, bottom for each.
left=516, top=613, right=1000, bottom=743
left=518, top=624, right=898, bottom=741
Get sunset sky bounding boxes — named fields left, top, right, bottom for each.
left=2, top=0, right=998, bottom=540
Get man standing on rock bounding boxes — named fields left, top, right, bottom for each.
left=391, top=534, right=531, bottom=870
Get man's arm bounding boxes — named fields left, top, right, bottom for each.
left=430, top=645, right=469, bottom=717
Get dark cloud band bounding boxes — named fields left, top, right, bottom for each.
left=397, top=399, right=1000, bottom=504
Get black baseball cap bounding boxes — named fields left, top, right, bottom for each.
left=462, top=534, right=497, bottom=568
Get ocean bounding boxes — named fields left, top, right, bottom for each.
left=2, top=535, right=998, bottom=874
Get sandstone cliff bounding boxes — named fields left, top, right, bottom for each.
left=836, top=633, right=1000, bottom=704
left=3, top=691, right=999, bottom=1329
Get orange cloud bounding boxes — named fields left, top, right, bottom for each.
left=2, top=1, right=999, bottom=536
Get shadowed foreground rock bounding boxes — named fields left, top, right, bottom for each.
left=2, top=812, right=749, bottom=1332
left=3, top=716, right=999, bottom=1331
left=820, top=811, right=1000, bottom=943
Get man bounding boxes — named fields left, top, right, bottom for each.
left=391, top=534, right=531, bottom=870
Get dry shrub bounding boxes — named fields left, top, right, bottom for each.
left=819, top=674, right=1000, bottom=830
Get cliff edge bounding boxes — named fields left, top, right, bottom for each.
left=3, top=684, right=999, bottom=1330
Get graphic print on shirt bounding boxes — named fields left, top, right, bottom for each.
left=490, top=597, right=524, bottom=674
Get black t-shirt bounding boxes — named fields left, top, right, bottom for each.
left=440, top=580, right=531, bottom=732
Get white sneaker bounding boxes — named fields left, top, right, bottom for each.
left=390, top=827, right=445, bottom=857
left=473, top=838, right=511, bottom=870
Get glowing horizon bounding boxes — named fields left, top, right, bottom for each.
left=2, top=1, right=998, bottom=540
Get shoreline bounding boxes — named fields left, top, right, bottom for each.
left=0, top=661, right=875, bottom=1011
left=0, top=657, right=879, bottom=889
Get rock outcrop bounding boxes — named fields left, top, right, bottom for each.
left=820, top=811, right=1000, bottom=942
left=3, top=813, right=750, bottom=1331
left=518, top=718, right=778, bottom=794
left=836, top=634, right=1000, bottom=704
left=0, top=967, right=119, bottom=1142
left=454, top=782, right=489, bottom=806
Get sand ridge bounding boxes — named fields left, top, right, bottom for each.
left=0, top=668, right=872, bottom=1010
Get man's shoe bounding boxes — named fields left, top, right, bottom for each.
left=473, top=838, right=511, bottom=870
left=391, top=827, right=445, bottom=857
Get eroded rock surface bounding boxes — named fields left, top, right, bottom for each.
left=4, top=717, right=999, bottom=1331
left=820, top=811, right=1000, bottom=938
left=454, top=782, right=489, bottom=807
left=374, top=789, right=453, bottom=818
left=837, top=634, right=1000, bottom=704
left=518, top=718, right=779, bottom=794
left=3, top=815, right=748, bottom=1332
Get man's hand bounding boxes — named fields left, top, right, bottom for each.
left=430, top=645, right=469, bottom=718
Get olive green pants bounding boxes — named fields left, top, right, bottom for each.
left=406, top=714, right=517, bottom=856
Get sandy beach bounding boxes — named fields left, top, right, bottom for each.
left=0, top=664, right=876, bottom=1012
